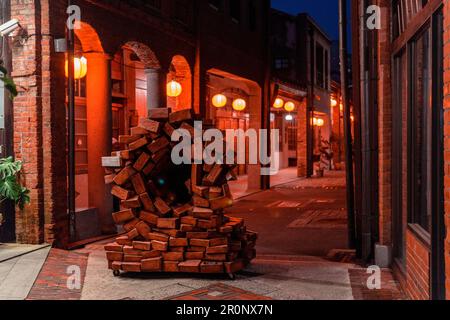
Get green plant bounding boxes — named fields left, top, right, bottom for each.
left=0, top=60, right=18, bottom=99
left=0, top=157, right=30, bottom=210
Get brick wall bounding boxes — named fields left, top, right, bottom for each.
left=405, top=231, right=430, bottom=300
left=377, top=0, right=392, bottom=246
left=443, top=0, right=450, bottom=300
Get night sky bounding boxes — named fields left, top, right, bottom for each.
left=271, top=0, right=340, bottom=40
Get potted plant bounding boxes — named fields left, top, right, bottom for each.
left=0, top=61, right=24, bottom=226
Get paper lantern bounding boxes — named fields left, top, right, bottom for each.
left=212, top=94, right=227, bottom=108
left=317, top=118, right=325, bottom=127
left=167, top=80, right=182, bottom=97
left=331, top=98, right=338, bottom=107
left=273, top=98, right=284, bottom=109
left=284, top=101, right=295, bottom=112
left=65, top=56, right=87, bottom=80
left=232, top=99, right=246, bottom=111
left=285, top=114, right=293, bottom=121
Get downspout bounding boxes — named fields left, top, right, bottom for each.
left=67, top=0, right=76, bottom=243
left=339, top=0, right=356, bottom=249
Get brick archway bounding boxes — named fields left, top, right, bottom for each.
left=168, top=55, right=192, bottom=111
left=74, top=22, right=104, bottom=53
left=123, top=41, right=161, bottom=70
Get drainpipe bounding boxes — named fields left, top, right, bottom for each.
left=339, top=0, right=356, bottom=249
left=67, top=0, right=76, bottom=243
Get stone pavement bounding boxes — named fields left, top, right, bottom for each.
left=0, top=245, right=51, bottom=300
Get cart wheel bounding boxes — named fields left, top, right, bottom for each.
left=228, top=273, right=236, bottom=280
left=113, top=270, right=121, bottom=277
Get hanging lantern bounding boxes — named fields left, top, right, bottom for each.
left=212, top=94, right=227, bottom=108
left=312, top=117, right=318, bottom=126
left=285, top=114, right=293, bottom=121
left=330, top=98, right=338, bottom=107
left=232, top=99, right=247, bottom=111
left=167, top=80, right=182, bottom=97
left=65, top=56, right=87, bottom=80
left=284, top=101, right=295, bottom=112
left=317, top=118, right=325, bottom=127
left=273, top=98, right=284, bottom=109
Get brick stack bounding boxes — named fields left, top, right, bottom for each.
left=102, top=109, right=257, bottom=277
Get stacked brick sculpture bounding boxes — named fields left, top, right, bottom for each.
left=102, top=108, right=257, bottom=278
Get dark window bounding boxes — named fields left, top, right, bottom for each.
left=230, top=0, right=241, bottom=23
left=274, top=58, right=289, bottom=70
left=248, top=1, right=257, bottom=31
left=408, top=23, right=437, bottom=235
left=316, top=43, right=324, bottom=88
left=209, top=0, right=222, bottom=11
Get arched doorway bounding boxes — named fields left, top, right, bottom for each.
left=206, top=68, right=262, bottom=195
left=71, top=22, right=116, bottom=239
left=167, top=55, right=192, bottom=112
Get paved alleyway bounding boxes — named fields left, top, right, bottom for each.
left=228, top=170, right=348, bottom=257
left=1, top=170, right=404, bottom=300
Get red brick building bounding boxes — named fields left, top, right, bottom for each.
left=0, top=0, right=270, bottom=247
left=351, top=0, right=449, bottom=300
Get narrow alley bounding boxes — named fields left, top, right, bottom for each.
left=0, top=171, right=403, bottom=301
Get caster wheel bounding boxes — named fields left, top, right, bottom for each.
left=228, top=273, right=236, bottom=280
left=113, top=270, right=121, bottom=277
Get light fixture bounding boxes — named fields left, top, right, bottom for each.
left=285, top=114, right=293, bottom=121
left=331, top=98, right=338, bottom=107
left=273, top=98, right=284, bottom=109
left=212, top=94, right=227, bottom=108
left=232, top=98, right=247, bottom=111
left=312, top=117, right=318, bottom=126
left=317, top=118, right=325, bottom=127
left=351, top=115, right=355, bottom=122
left=167, top=80, right=182, bottom=97
left=65, top=56, right=87, bottom=80
left=284, top=101, right=295, bottom=112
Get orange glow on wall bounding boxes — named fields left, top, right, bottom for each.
left=316, top=118, right=325, bottom=127
left=212, top=94, right=227, bottom=108
left=284, top=101, right=295, bottom=112
left=167, top=80, right=182, bottom=97
left=273, top=98, right=284, bottom=109
left=232, top=99, right=246, bottom=111
left=65, top=56, right=87, bottom=80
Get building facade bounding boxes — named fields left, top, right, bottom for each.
left=352, top=0, right=449, bottom=299
left=0, top=0, right=270, bottom=246
left=270, top=10, right=333, bottom=177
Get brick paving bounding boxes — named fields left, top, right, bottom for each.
left=168, top=283, right=272, bottom=300
left=348, top=268, right=405, bottom=300
left=26, top=249, right=88, bottom=300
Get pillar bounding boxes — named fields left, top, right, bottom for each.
left=247, top=92, right=262, bottom=190
left=145, top=68, right=161, bottom=110
left=86, top=52, right=115, bottom=234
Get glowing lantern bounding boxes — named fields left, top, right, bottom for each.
left=167, top=80, right=182, bottom=97
left=273, top=98, right=284, bottom=109
left=317, top=118, right=325, bottom=127
left=351, top=115, right=355, bottom=122
left=232, top=99, right=246, bottom=111
left=65, top=56, right=87, bottom=80
left=285, top=114, right=293, bottom=121
left=331, top=98, right=338, bottom=107
left=312, top=117, right=318, bottom=126
left=284, top=101, right=295, bottom=112
left=212, top=94, right=227, bottom=108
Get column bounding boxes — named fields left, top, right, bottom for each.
left=145, top=68, right=161, bottom=110
left=85, top=52, right=115, bottom=234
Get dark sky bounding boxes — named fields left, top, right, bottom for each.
left=271, top=0, right=340, bottom=40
